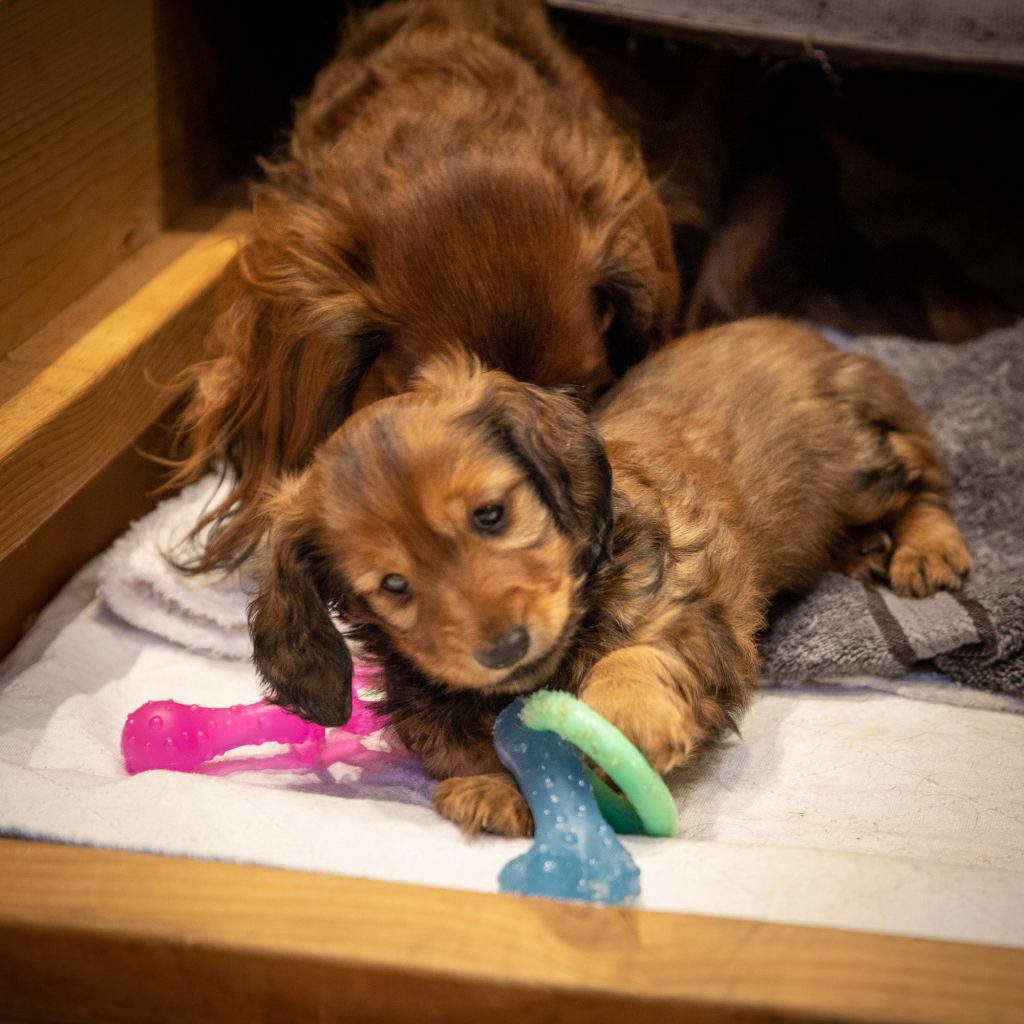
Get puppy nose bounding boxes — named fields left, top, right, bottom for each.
left=474, top=626, right=530, bottom=670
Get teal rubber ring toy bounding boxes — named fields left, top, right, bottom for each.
left=518, top=691, right=678, bottom=838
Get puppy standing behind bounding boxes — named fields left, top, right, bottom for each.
left=249, top=318, right=972, bottom=837
left=170, top=0, right=679, bottom=573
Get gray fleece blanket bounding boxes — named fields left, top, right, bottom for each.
left=760, top=322, right=1024, bottom=699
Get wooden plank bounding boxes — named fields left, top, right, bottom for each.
left=0, top=839, right=1021, bottom=1024
left=0, top=207, right=249, bottom=563
left=0, top=415, right=177, bottom=660
left=0, top=0, right=162, bottom=355
left=0, top=0, right=237, bottom=358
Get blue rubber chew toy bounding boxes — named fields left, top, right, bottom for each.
left=493, top=691, right=677, bottom=905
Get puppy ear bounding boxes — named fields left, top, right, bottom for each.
left=597, top=188, right=680, bottom=376
left=472, top=378, right=614, bottom=579
left=248, top=477, right=354, bottom=726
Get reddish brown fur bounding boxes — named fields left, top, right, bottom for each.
left=248, top=317, right=971, bottom=837
left=169, top=0, right=678, bottom=572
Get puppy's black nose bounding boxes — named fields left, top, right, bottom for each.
left=474, top=626, right=530, bottom=670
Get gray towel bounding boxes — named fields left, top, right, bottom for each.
left=760, top=322, right=1024, bottom=698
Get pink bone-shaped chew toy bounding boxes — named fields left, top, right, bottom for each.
left=121, top=684, right=385, bottom=774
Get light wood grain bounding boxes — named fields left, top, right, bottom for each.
left=0, top=207, right=249, bottom=563
left=0, top=415, right=177, bottom=660
left=0, top=839, right=1021, bottom=1024
left=0, top=0, right=162, bottom=355
left=0, top=0, right=236, bottom=358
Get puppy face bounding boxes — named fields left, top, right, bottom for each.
left=327, top=404, right=578, bottom=690
left=249, top=355, right=613, bottom=723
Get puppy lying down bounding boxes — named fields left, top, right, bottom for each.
left=249, top=317, right=971, bottom=837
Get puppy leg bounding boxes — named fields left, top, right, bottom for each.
left=434, top=632, right=756, bottom=833
left=433, top=772, right=533, bottom=838
left=887, top=492, right=973, bottom=598
left=836, top=356, right=972, bottom=597
left=858, top=430, right=972, bottom=598
left=579, top=643, right=747, bottom=775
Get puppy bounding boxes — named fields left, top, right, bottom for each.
left=169, top=0, right=679, bottom=572
left=248, top=318, right=971, bottom=836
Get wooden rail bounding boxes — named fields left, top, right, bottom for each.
left=1, top=839, right=1022, bottom=1024
left=0, top=207, right=248, bottom=566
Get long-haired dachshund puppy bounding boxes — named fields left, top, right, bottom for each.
left=169, top=0, right=679, bottom=572
left=249, top=318, right=971, bottom=836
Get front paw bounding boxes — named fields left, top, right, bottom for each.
left=581, top=676, right=699, bottom=775
left=433, top=773, right=534, bottom=837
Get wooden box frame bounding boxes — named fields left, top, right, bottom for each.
left=2, top=3, right=1022, bottom=1020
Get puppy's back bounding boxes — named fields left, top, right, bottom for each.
left=596, top=317, right=884, bottom=592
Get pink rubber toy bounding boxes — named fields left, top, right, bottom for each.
left=122, top=669, right=387, bottom=775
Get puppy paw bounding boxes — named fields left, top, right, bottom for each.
left=835, top=526, right=893, bottom=588
left=581, top=676, right=699, bottom=775
left=888, top=531, right=973, bottom=597
left=433, top=773, right=534, bottom=838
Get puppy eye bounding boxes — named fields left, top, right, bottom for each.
left=380, top=573, right=410, bottom=596
left=472, top=503, right=505, bottom=533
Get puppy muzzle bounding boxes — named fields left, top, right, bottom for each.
left=473, top=626, right=530, bottom=670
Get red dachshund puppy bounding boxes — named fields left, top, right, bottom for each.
left=248, top=318, right=971, bottom=835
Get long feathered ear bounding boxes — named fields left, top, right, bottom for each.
left=468, top=375, right=614, bottom=580
left=546, top=124, right=680, bottom=377
left=167, top=184, right=383, bottom=574
left=594, top=183, right=681, bottom=377
left=248, top=476, right=354, bottom=726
